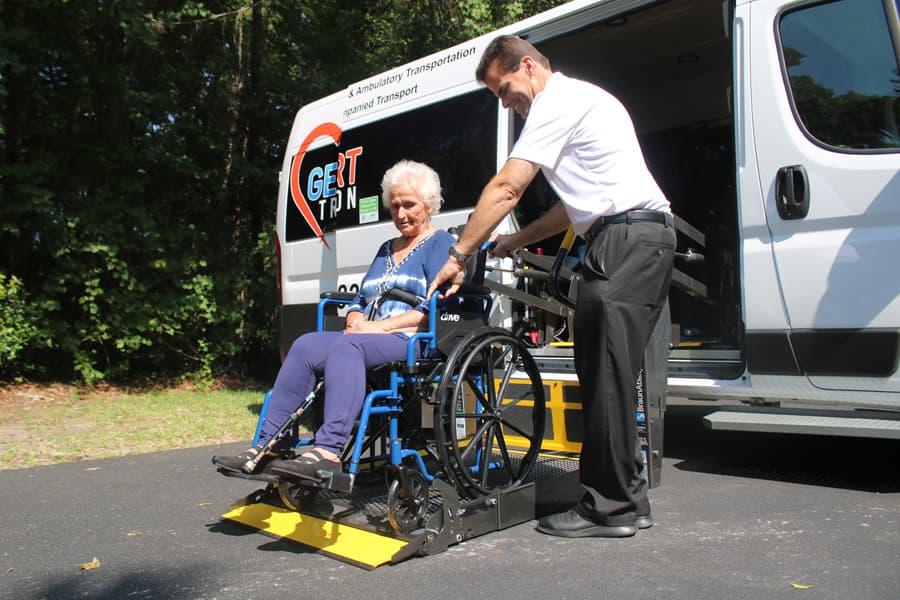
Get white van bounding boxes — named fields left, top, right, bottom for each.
left=275, top=0, right=900, bottom=443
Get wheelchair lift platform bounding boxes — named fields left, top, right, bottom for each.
left=221, top=452, right=581, bottom=569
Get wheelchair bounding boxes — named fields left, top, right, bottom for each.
left=217, top=244, right=547, bottom=534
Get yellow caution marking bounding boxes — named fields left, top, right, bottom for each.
left=222, top=503, right=408, bottom=569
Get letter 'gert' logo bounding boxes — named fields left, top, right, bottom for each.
left=289, top=122, right=342, bottom=250
left=289, top=122, right=365, bottom=250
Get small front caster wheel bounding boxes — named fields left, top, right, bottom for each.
left=386, top=471, right=429, bottom=532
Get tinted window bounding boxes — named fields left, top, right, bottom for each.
left=286, top=89, right=497, bottom=242
left=779, top=0, right=900, bottom=150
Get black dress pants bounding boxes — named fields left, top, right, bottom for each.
left=573, top=219, right=675, bottom=526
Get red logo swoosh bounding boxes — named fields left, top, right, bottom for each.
left=289, top=122, right=343, bottom=250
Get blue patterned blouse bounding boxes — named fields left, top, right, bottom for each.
left=347, top=229, right=455, bottom=335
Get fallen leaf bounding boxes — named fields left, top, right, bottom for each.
left=80, top=557, right=101, bottom=571
left=790, top=583, right=814, bottom=590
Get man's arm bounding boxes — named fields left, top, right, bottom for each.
left=491, top=201, right=570, bottom=258
left=427, top=158, right=540, bottom=298
left=454, top=158, right=540, bottom=255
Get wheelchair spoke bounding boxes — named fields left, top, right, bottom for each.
left=458, top=414, right=496, bottom=464
left=495, top=345, right=517, bottom=399
left=479, top=422, right=497, bottom=488
left=492, top=424, right=519, bottom=480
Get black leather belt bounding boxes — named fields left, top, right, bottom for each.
left=585, top=209, right=672, bottom=243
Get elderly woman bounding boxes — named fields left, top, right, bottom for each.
left=214, top=160, right=454, bottom=479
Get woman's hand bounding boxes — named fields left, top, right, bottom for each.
left=343, top=319, right=387, bottom=334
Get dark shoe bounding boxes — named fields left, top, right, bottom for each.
left=536, top=508, right=637, bottom=538
left=212, top=446, right=271, bottom=474
left=635, top=513, right=654, bottom=530
left=269, top=448, right=340, bottom=481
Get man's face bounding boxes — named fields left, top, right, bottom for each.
left=483, top=57, right=535, bottom=119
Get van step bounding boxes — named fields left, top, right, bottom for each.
left=703, top=409, right=900, bottom=439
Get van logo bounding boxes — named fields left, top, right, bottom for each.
left=439, top=313, right=461, bottom=322
left=289, top=122, right=342, bottom=250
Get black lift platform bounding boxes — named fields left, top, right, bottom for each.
left=221, top=452, right=581, bottom=569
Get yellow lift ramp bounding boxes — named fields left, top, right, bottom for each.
left=222, top=453, right=582, bottom=569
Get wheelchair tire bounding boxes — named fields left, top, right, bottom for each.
left=433, top=327, right=546, bottom=499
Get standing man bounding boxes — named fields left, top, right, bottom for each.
left=427, top=35, right=675, bottom=538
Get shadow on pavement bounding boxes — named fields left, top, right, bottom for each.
left=12, top=565, right=217, bottom=600
left=663, top=402, right=900, bottom=493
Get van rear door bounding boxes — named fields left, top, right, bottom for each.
left=745, top=0, right=900, bottom=393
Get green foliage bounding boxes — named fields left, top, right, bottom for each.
left=0, top=0, right=565, bottom=383
left=0, top=274, right=43, bottom=378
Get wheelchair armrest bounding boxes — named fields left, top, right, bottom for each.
left=317, top=292, right=358, bottom=331
left=320, top=291, right=357, bottom=302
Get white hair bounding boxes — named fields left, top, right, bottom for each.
left=380, top=160, right=444, bottom=215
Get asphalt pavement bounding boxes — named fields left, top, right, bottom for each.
left=1, top=400, right=898, bottom=600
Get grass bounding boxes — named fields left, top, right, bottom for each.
left=0, top=383, right=267, bottom=471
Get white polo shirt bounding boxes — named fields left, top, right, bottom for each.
left=509, top=72, right=670, bottom=236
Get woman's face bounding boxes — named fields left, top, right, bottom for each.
left=389, top=182, right=431, bottom=238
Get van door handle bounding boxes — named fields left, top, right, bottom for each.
left=775, top=165, right=810, bottom=220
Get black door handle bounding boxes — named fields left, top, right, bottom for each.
left=775, top=165, right=810, bottom=220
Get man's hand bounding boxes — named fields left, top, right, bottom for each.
left=426, top=258, right=466, bottom=300
left=489, top=233, right=518, bottom=259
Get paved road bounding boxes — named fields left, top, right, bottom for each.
left=1, top=401, right=898, bottom=600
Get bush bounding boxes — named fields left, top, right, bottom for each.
left=0, top=273, right=43, bottom=378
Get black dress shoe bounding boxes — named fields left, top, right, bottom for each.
left=635, top=513, right=654, bottom=529
left=536, top=508, right=637, bottom=538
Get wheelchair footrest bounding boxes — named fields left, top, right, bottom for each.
left=277, top=469, right=355, bottom=494
left=216, top=464, right=283, bottom=484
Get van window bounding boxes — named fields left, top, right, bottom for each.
left=779, top=0, right=900, bottom=150
left=285, top=89, right=497, bottom=242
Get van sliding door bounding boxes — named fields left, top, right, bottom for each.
left=745, top=0, right=900, bottom=394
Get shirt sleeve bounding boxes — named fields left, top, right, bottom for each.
left=509, top=77, right=582, bottom=169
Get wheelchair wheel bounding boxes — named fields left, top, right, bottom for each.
left=386, top=470, right=429, bottom=532
left=277, top=482, right=319, bottom=512
left=434, top=327, right=546, bottom=499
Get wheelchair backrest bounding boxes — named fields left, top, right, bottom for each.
left=433, top=286, right=492, bottom=356
left=430, top=238, right=494, bottom=356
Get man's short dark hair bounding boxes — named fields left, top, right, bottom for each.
left=475, top=35, right=551, bottom=83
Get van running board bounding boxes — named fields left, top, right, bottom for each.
left=703, top=408, right=900, bottom=439
left=220, top=453, right=581, bottom=569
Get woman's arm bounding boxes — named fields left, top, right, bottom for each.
left=344, top=308, right=426, bottom=334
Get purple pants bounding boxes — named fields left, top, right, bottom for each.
left=260, top=330, right=414, bottom=455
